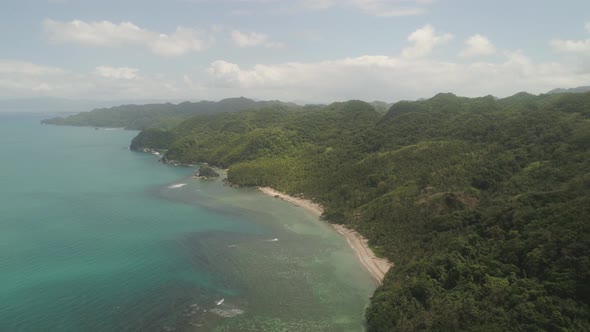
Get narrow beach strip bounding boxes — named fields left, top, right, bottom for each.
left=258, top=187, right=392, bottom=284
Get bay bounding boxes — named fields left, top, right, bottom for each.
left=0, top=113, right=375, bottom=331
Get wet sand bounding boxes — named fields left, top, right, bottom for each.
left=258, top=187, right=392, bottom=284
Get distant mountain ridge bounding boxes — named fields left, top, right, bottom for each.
left=547, top=85, right=590, bottom=94
left=41, top=97, right=299, bottom=130
left=0, top=97, right=181, bottom=114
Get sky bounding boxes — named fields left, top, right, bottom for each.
left=1, top=0, right=589, bottom=103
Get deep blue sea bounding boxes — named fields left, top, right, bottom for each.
left=0, top=113, right=375, bottom=331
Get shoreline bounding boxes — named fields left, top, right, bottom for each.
left=258, top=187, right=392, bottom=284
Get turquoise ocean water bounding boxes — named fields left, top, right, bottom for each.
left=0, top=113, right=375, bottom=331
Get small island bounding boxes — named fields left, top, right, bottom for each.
left=193, top=165, right=220, bottom=179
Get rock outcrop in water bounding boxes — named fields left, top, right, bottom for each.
left=194, top=165, right=220, bottom=179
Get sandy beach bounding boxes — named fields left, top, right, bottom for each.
left=259, top=187, right=392, bottom=284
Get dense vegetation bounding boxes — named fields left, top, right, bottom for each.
left=59, top=91, right=590, bottom=330
left=130, top=128, right=177, bottom=151
left=41, top=97, right=298, bottom=130
left=196, top=165, right=220, bottom=178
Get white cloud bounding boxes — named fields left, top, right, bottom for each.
left=402, top=24, right=453, bottom=58
left=0, top=60, right=64, bottom=75
left=300, top=0, right=436, bottom=16
left=298, top=0, right=434, bottom=16
left=551, top=39, right=590, bottom=55
left=348, top=0, right=429, bottom=17
left=32, top=83, right=53, bottom=92
left=2, top=50, right=589, bottom=102
left=231, top=30, right=267, bottom=47
left=3, top=23, right=590, bottom=102
left=550, top=22, right=590, bottom=56
left=0, top=59, right=184, bottom=100
left=202, top=0, right=433, bottom=17
left=204, top=51, right=590, bottom=102
left=0, top=60, right=70, bottom=97
left=459, top=34, right=496, bottom=57
left=229, top=9, right=255, bottom=16
left=43, top=19, right=214, bottom=56
left=231, top=30, right=283, bottom=48
left=208, top=61, right=247, bottom=85
left=301, top=0, right=337, bottom=10
left=94, top=66, right=139, bottom=80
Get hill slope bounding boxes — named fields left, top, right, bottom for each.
left=132, top=92, right=590, bottom=330
left=41, top=97, right=298, bottom=130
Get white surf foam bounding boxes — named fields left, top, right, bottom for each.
left=168, top=183, right=187, bottom=189
left=210, top=308, right=244, bottom=318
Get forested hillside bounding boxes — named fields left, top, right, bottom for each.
left=131, top=92, right=588, bottom=331
left=41, top=97, right=298, bottom=130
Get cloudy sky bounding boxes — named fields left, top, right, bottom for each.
left=1, top=0, right=590, bottom=102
